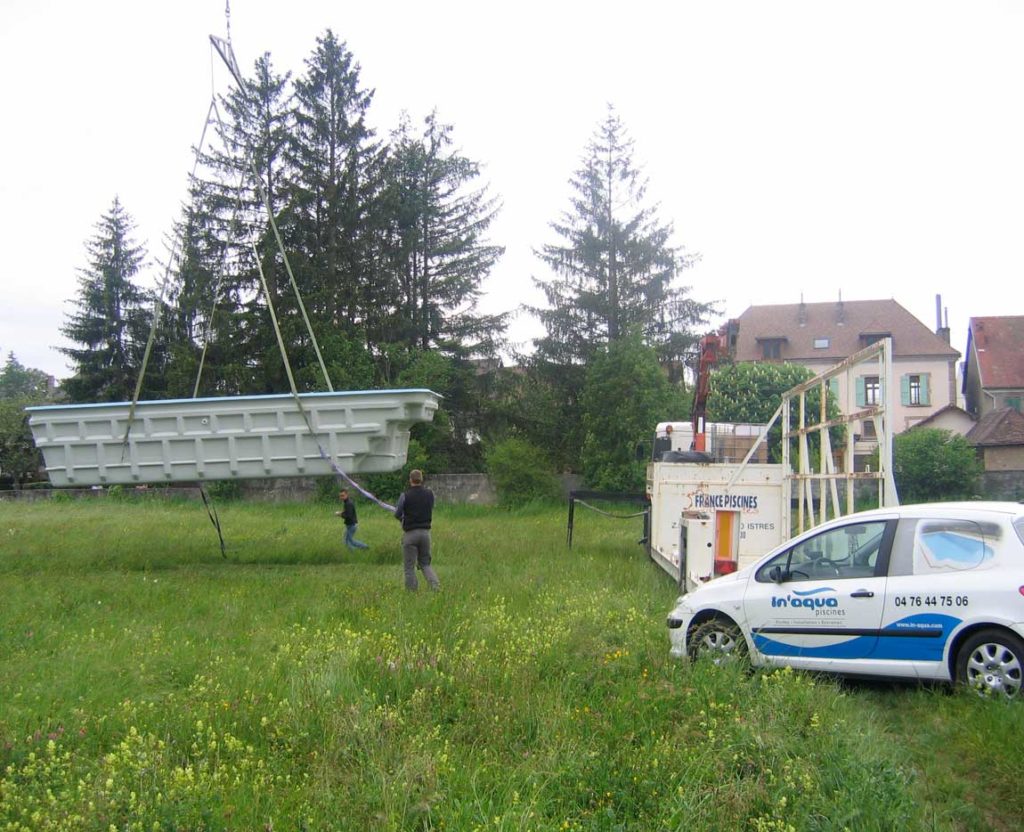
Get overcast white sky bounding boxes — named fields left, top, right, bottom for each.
left=2, top=0, right=1022, bottom=382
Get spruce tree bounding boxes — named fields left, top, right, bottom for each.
left=531, top=106, right=712, bottom=366
left=375, top=113, right=507, bottom=469
left=160, top=189, right=231, bottom=397
left=60, top=198, right=154, bottom=402
left=285, top=30, right=382, bottom=375
left=185, top=53, right=296, bottom=395
left=380, top=112, right=506, bottom=358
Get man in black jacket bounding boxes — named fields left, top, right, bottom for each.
left=335, top=489, right=369, bottom=550
left=393, top=469, right=439, bottom=591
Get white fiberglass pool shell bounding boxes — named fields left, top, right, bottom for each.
left=26, top=389, right=441, bottom=486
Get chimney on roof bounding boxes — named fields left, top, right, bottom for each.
left=798, top=293, right=807, bottom=326
left=723, top=318, right=740, bottom=352
left=836, top=290, right=845, bottom=325
left=935, top=294, right=951, bottom=344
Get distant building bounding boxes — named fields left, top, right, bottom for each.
left=964, top=407, right=1024, bottom=499
left=731, top=298, right=961, bottom=466
left=910, top=403, right=975, bottom=437
left=966, top=407, right=1024, bottom=470
left=962, top=316, right=1024, bottom=419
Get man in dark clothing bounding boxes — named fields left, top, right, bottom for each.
left=335, top=489, right=369, bottom=550
left=393, top=469, right=439, bottom=591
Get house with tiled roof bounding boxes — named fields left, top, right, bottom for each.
left=731, top=298, right=961, bottom=466
left=910, top=403, right=975, bottom=436
left=962, top=316, right=1024, bottom=419
left=965, top=407, right=1024, bottom=498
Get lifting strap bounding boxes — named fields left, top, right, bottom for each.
left=209, top=34, right=396, bottom=513
left=208, top=34, right=334, bottom=393
left=199, top=484, right=227, bottom=557
left=118, top=22, right=397, bottom=533
left=119, top=98, right=221, bottom=454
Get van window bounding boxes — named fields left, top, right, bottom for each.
left=755, top=521, right=887, bottom=582
left=913, top=520, right=993, bottom=573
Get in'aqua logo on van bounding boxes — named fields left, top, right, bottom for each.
left=771, top=587, right=840, bottom=611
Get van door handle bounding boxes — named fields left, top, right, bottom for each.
left=850, top=590, right=874, bottom=598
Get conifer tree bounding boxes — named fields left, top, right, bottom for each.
left=285, top=30, right=381, bottom=358
left=159, top=190, right=233, bottom=397
left=185, top=53, right=296, bottom=394
left=380, top=112, right=506, bottom=358
left=0, top=352, right=52, bottom=400
left=375, top=113, right=507, bottom=470
left=531, top=106, right=712, bottom=366
left=60, top=198, right=154, bottom=402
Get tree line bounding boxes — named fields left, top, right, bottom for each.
left=12, top=30, right=718, bottom=491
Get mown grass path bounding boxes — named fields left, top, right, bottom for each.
left=1, top=498, right=1022, bottom=830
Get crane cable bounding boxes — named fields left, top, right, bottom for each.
left=119, top=15, right=397, bottom=531
left=118, top=101, right=222, bottom=453
left=120, top=26, right=336, bottom=452
left=208, top=34, right=397, bottom=512
left=208, top=34, right=334, bottom=393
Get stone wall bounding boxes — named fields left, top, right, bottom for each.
left=427, top=473, right=497, bottom=505
left=979, top=471, right=1024, bottom=501
left=0, top=486, right=204, bottom=503
left=7, top=470, right=1019, bottom=506
left=0, top=475, right=504, bottom=505
left=235, top=474, right=501, bottom=504
left=239, top=478, right=323, bottom=502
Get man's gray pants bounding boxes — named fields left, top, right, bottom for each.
left=402, top=528, right=439, bottom=591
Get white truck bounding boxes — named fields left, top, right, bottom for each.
left=646, top=425, right=785, bottom=589
left=646, top=339, right=899, bottom=591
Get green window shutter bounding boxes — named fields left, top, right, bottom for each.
left=827, top=378, right=839, bottom=401
left=856, top=377, right=866, bottom=407
left=900, top=375, right=910, bottom=406
left=921, top=374, right=930, bottom=406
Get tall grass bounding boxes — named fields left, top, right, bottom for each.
left=1, top=498, right=1022, bottom=830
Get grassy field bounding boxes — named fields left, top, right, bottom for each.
left=1, top=496, right=1023, bottom=831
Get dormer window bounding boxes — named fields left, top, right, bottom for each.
left=758, top=338, right=785, bottom=360
left=860, top=332, right=890, bottom=347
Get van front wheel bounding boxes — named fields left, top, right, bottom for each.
left=688, top=618, right=747, bottom=665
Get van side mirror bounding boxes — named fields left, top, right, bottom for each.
left=769, top=565, right=784, bottom=584
left=635, top=442, right=646, bottom=461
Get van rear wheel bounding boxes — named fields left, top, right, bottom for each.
left=955, top=629, right=1024, bottom=699
left=688, top=618, right=747, bottom=665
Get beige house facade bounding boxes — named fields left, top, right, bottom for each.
left=730, top=299, right=961, bottom=465
left=910, top=404, right=976, bottom=437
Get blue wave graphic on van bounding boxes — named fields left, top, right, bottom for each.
left=752, top=613, right=962, bottom=662
left=873, top=613, right=961, bottom=661
left=753, top=632, right=869, bottom=659
left=790, top=588, right=837, bottom=596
